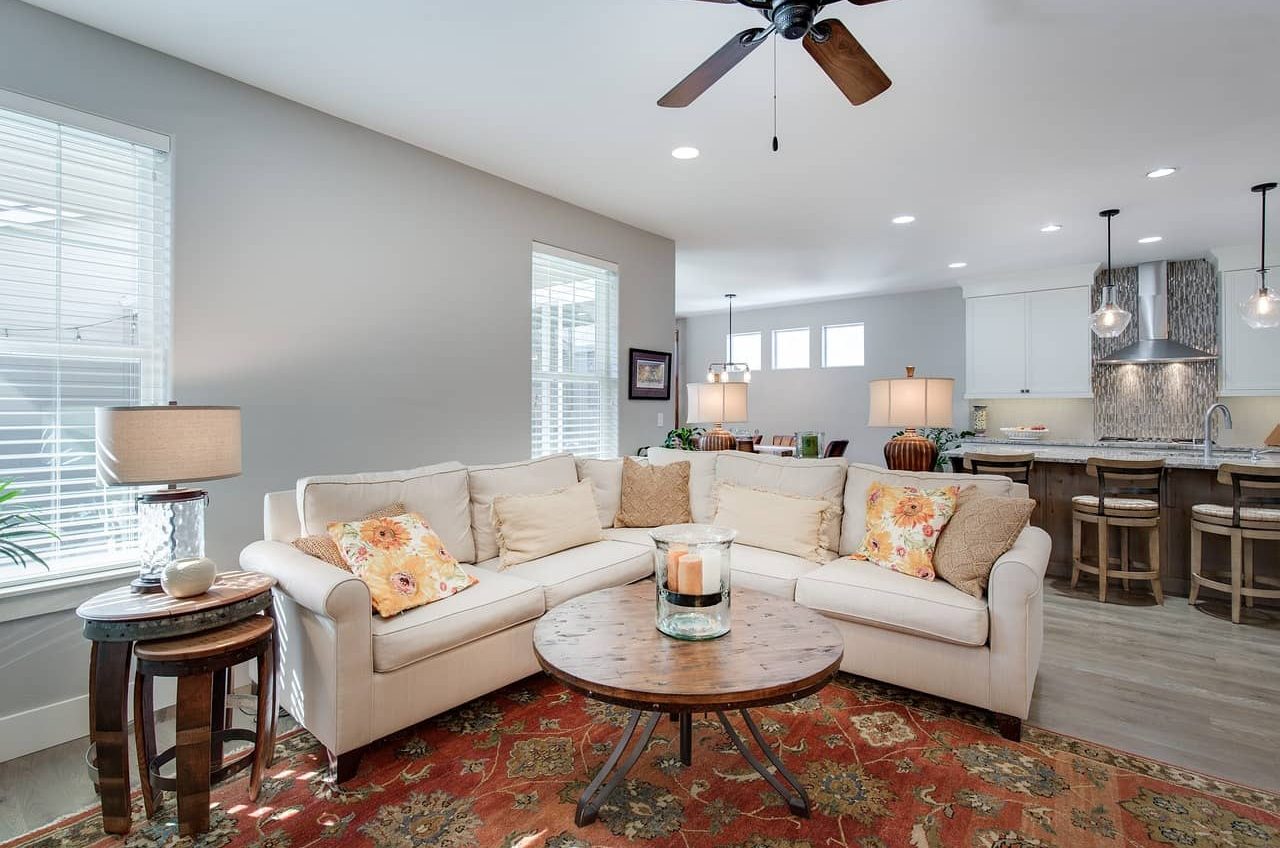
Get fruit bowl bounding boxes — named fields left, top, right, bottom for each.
left=1000, top=426, right=1049, bottom=442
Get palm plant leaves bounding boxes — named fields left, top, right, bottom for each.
left=0, top=480, right=57, bottom=569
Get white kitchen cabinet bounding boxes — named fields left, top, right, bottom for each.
left=965, top=287, right=1092, bottom=399
left=1220, top=267, right=1280, bottom=395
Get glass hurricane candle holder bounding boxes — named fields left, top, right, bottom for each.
left=650, top=524, right=735, bottom=640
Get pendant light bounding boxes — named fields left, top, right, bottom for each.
left=705, top=293, right=751, bottom=383
left=1241, top=181, right=1280, bottom=329
left=1090, top=208, right=1132, bottom=338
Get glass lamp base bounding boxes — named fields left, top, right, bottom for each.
left=137, top=489, right=208, bottom=588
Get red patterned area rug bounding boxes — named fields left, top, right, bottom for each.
left=7, top=672, right=1278, bottom=848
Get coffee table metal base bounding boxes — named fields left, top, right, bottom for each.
left=575, top=708, right=811, bottom=827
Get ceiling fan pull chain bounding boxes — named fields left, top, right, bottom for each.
left=772, top=35, right=780, bottom=152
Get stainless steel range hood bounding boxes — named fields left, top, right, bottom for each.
left=1097, top=261, right=1216, bottom=364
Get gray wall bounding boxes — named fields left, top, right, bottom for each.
left=0, top=0, right=674, bottom=758
left=680, top=289, right=967, bottom=466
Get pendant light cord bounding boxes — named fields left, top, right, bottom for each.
left=1261, top=185, right=1269, bottom=280
left=1107, top=214, right=1113, bottom=290
left=771, top=37, right=779, bottom=153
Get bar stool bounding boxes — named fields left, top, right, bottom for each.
left=1190, top=463, right=1280, bottom=624
left=133, top=616, right=277, bottom=836
left=1071, top=458, right=1165, bottom=604
left=962, top=451, right=1035, bottom=484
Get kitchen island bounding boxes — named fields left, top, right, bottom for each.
left=947, top=438, right=1280, bottom=602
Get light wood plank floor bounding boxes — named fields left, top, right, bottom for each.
left=1, top=583, right=1276, bottom=841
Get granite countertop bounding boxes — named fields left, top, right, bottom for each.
left=946, top=437, right=1280, bottom=471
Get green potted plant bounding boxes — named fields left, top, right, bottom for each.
left=0, top=480, right=57, bottom=569
left=663, top=426, right=705, bottom=451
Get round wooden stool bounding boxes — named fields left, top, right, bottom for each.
left=1071, top=457, right=1165, bottom=604
left=133, top=616, right=277, bottom=836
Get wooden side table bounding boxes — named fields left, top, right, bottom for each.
left=76, top=571, right=275, bottom=835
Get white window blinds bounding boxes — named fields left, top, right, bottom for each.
left=531, top=244, right=618, bottom=459
left=0, top=94, right=171, bottom=585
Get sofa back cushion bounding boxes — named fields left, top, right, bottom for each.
left=468, top=454, right=579, bottom=562
left=492, top=481, right=604, bottom=568
left=714, top=452, right=847, bottom=558
left=839, top=463, right=1026, bottom=556
left=576, top=456, right=626, bottom=528
left=297, top=461, right=476, bottom=563
left=647, top=447, right=718, bottom=522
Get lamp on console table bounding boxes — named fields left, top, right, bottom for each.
left=686, top=382, right=749, bottom=451
left=95, top=403, right=242, bottom=593
left=868, top=366, right=954, bottom=472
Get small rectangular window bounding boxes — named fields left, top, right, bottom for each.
left=772, top=328, right=810, bottom=370
left=822, top=323, right=865, bottom=368
left=726, top=332, right=762, bottom=372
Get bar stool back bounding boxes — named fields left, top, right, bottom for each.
left=1190, top=463, right=1280, bottom=623
left=962, top=451, right=1035, bottom=484
left=133, top=616, right=277, bottom=836
left=1070, top=458, right=1165, bottom=604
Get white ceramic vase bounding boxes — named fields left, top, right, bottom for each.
left=161, top=557, right=217, bottom=598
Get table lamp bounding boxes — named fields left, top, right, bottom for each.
left=686, top=382, right=749, bottom=451
left=95, top=404, right=242, bottom=592
left=868, top=366, right=954, bottom=472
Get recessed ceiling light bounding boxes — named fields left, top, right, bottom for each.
left=671, top=146, right=700, bottom=160
left=892, top=215, right=916, bottom=225
left=948, top=262, right=968, bottom=269
left=1146, top=167, right=1177, bottom=179
left=1138, top=235, right=1163, bottom=244
left=1040, top=223, right=1063, bottom=233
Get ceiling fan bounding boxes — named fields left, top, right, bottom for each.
left=659, top=0, right=894, bottom=108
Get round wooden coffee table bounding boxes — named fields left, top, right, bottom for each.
left=533, top=582, right=844, bottom=826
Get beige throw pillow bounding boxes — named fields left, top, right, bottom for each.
left=933, top=487, right=1037, bottom=597
left=614, top=457, right=693, bottom=528
left=712, top=483, right=831, bottom=562
left=292, top=501, right=408, bottom=571
left=491, top=481, right=604, bottom=568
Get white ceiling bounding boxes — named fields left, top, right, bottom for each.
left=23, top=0, right=1280, bottom=314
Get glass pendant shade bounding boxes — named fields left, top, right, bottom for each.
left=1240, top=280, right=1280, bottom=329
left=1090, top=287, right=1131, bottom=338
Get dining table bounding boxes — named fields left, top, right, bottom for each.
left=754, top=444, right=796, bottom=457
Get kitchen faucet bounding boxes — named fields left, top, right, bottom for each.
left=1202, top=402, right=1233, bottom=462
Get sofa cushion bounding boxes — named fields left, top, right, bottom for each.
left=603, top=527, right=656, bottom=548
left=474, top=539, right=653, bottom=608
left=713, top=483, right=832, bottom=562
left=714, top=452, right=847, bottom=556
left=576, top=457, right=625, bottom=528
left=647, top=447, right=718, bottom=523
left=796, top=559, right=989, bottom=647
left=730, top=543, right=831, bottom=599
left=616, top=457, right=692, bottom=527
left=840, top=463, right=1025, bottom=556
left=297, top=462, right=475, bottom=563
left=468, top=454, right=578, bottom=562
left=370, top=566, right=544, bottom=672
left=492, top=481, right=603, bottom=568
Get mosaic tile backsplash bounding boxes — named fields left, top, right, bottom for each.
left=1091, top=259, right=1219, bottom=440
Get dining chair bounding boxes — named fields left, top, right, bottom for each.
left=822, top=440, right=849, bottom=458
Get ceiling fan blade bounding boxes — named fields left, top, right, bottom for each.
left=803, top=19, right=891, bottom=105
left=658, top=28, right=769, bottom=108
left=847, top=0, right=894, bottom=5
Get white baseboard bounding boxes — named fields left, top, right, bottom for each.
left=0, top=680, right=178, bottom=763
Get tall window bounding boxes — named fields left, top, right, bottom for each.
left=822, top=323, right=865, bottom=367
left=772, top=327, right=811, bottom=370
left=726, top=332, right=762, bottom=372
left=0, top=92, right=171, bottom=586
left=531, top=244, right=618, bottom=459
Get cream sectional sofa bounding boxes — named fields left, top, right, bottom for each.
left=241, top=448, right=1050, bottom=781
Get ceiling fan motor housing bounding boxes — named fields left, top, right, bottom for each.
left=772, top=0, right=818, bottom=40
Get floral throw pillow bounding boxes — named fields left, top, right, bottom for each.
left=851, top=481, right=960, bottom=580
left=328, top=512, right=477, bottom=617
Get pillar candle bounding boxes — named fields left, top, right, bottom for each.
left=677, top=554, right=702, bottom=596
left=665, top=544, right=687, bottom=591
left=699, top=547, right=723, bottom=594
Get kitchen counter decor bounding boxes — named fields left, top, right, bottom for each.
left=651, top=524, right=735, bottom=640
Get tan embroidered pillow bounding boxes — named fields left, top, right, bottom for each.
left=491, top=481, right=604, bottom=568
left=933, top=488, right=1037, bottom=597
left=712, top=483, right=832, bottom=562
left=292, top=502, right=407, bottom=570
left=614, top=457, right=693, bottom=528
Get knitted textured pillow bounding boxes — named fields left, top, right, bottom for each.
left=291, top=502, right=407, bottom=570
left=933, top=487, right=1036, bottom=597
left=614, top=457, right=693, bottom=528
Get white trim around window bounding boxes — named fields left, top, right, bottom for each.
left=822, top=322, right=866, bottom=368
left=771, top=327, right=811, bottom=370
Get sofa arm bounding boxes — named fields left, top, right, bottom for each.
left=986, top=525, right=1051, bottom=720
left=240, top=540, right=371, bottom=621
